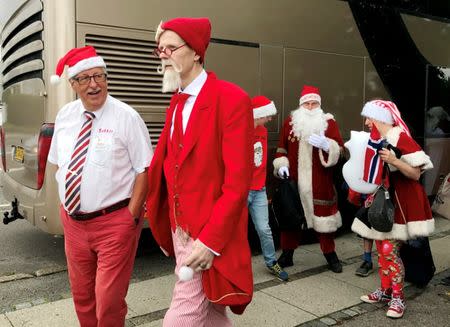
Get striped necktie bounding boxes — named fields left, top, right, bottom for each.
left=64, top=111, right=95, bottom=214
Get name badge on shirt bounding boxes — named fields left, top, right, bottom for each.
left=91, top=133, right=113, bottom=166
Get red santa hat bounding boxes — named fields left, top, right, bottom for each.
left=299, top=85, right=321, bottom=106
left=251, top=95, right=277, bottom=119
left=361, top=100, right=411, bottom=136
left=155, top=17, right=211, bottom=63
left=50, top=46, right=106, bottom=84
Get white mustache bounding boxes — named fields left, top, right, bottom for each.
left=157, top=60, right=182, bottom=74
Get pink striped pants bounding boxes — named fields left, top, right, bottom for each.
left=163, top=232, right=232, bottom=327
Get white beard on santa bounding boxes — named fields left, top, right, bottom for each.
left=291, top=107, right=328, bottom=139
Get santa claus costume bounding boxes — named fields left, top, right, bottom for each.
left=352, top=100, right=434, bottom=319
left=273, top=85, right=344, bottom=273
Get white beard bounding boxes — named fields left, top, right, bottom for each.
left=291, top=107, right=328, bottom=139
left=157, top=60, right=182, bottom=93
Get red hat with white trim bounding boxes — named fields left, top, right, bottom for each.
left=155, top=17, right=211, bottom=63
left=50, top=46, right=106, bottom=84
left=299, top=85, right=321, bottom=106
left=251, top=95, right=277, bottom=119
left=361, top=100, right=411, bottom=136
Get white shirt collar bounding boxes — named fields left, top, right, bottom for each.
left=77, top=95, right=111, bottom=121
left=180, top=70, right=207, bottom=96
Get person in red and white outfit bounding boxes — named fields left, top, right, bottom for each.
left=48, top=46, right=153, bottom=327
left=146, top=17, right=254, bottom=326
left=352, top=100, right=434, bottom=319
left=273, top=85, right=344, bottom=273
left=248, top=96, right=288, bottom=281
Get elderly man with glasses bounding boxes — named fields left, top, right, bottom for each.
left=48, top=46, right=153, bottom=327
left=146, top=17, right=254, bottom=326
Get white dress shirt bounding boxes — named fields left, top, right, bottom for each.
left=48, top=95, right=153, bottom=213
left=170, top=69, right=207, bottom=137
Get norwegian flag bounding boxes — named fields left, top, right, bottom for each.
left=363, top=125, right=384, bottom=185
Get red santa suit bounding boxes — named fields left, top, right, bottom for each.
left=146, top=71, right=254, bottom=314
left=273, top=109, right=344, bottom=236
left=351, top=126, right=435, bottom=240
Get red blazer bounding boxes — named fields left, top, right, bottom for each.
left=146, top=72, right=254, bottom=313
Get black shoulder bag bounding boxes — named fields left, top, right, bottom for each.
left=272, top=177, right=307, bottom=231
left=367, top=141, right=402, bottom=233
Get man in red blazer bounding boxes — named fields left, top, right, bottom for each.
left=146, top=17, right=254, bottom=326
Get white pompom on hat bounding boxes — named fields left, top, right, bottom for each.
left=251, top=95, right=277, bottom=119
left=50, top=46, right=106, bottom=84
left=361, top=100, right=411, bottom=136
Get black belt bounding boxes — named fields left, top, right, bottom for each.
left=69, top=198, right=130, bottom=221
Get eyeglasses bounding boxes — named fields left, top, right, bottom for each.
left=72, top=73, right=107, bottom=85
left=152, top=44, right=186, bottom=58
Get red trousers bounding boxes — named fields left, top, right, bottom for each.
left=280, top=230, right=335, bottom=254
left=61, top=206, right=141, bottom=327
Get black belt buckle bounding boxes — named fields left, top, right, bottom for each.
left=70, top=198, right=130, bottom=221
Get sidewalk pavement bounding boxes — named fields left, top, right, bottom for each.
left=1, top=217, right=449, bottom=327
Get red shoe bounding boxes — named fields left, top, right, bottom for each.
left=360, top=288, right=392, bottom=304
left=387, top=296, right=405, bottom=318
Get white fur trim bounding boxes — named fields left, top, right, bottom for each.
left=253, top=101, right=277, bottom=119
left=67, top=56, right=106, bottom=78
left=319, top=138, right=340, bottom=167
left=298, top=140, right=315, bottom=228
left=324, top=113, right=334, bottom=121
left=155, top=21, right=164, bottom=42
left=361, top=102, right=394, bottom=124
left=385, top=127, right=402, bottom=171
left=298, top=138, right=341, bottom=232
left=385, top=126, right=434, bottom=171
left=351, top=217, right=435, bottom=241
left=351, top=218, right=409, bottom=241
left=385, top=126, right=402, bottom=146
left=50, top=75, right=61, bottom=84
left=299, top=93, right=321, bottom=106
left=273, top=156, right=289, bottom=177
left=401, top=151, right=434, bottom=171
left=312, top=211, right=342, bottom=233
left=407, top=219, right=435, bottom=238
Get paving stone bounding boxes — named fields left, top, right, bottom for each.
left=297, top=320, right=328, bottom=327
left=358, top=302, right=378, bottom=312
left=0, top=314, right=13, bottom=327
left=342, top=308, right=359, bottom=317
left=31, top=299, right=46, bottom=306
left=351, top=305, right=367, bottom=314
left=319, top=317, right=337, bottom=326
left=0, top=273, right=33, bottom=283
left=14, top=302, right=32, bottom=310
left=34, top=265, right=67, bottom=277
left=328, top=311, right=351, bottom=321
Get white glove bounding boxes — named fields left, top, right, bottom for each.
left=278, top=166, right=290, bottom=179
left=308, top=131, right=329, bottom=152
